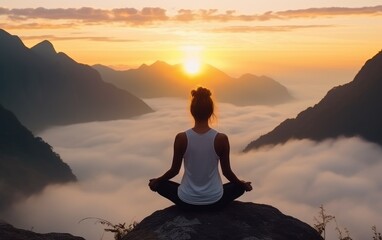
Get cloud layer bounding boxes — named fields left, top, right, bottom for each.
left=0, top=7, right=168, bottom=24
left=211, top=24, right=334, bottom=33
left=15, top=34, right=136, bottom=42
left=2, top=96, right=382, bottom=240
left=1, top=5, right=381, bottom=25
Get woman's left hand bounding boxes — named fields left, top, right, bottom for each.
left=148, top=178, right=160, bottom=191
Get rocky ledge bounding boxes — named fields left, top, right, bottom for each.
left=123, top=201, right=322, bottom=240
left=0, top=220, right=85, bottom=240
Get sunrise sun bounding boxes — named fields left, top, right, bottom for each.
left=181, top=45, right=203, bottom=75
left=184, top=58, right=201, bottom=75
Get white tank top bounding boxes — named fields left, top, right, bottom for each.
left=177, top=128, right=223, bottom=205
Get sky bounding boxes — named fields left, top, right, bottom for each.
left=1, top=0, right=382, bottom=81
left=2, top=98, right=382, bottom=240
left=1, top=1, right=382, bottom=239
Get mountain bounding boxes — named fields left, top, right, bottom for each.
left=0, top=29, right=153, bottom=133
left=0, top=104, right=77, bottom=210
left=93, top=62, right=293, bottom=106
left=122, top=201, right=322, bottom=240
left=0, top=220, right=85, bottom=240
left=244, top=50, right=382, bottom=151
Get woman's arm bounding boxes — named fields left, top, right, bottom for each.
left=216, top=133, right=252, bottom=191
left=149, top=132, right=187, bottom=191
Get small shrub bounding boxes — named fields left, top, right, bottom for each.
left=314, top=204, right=335, bottom=240
left=79, top=217, right=138, bottom=240
left=334, top=218, right=352, bottom=240
left=313, top=205, right=381, bottom=240
left=372, top=226, right=382, bottom=240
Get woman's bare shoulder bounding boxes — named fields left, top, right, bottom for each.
left=175, top=132, right=187, bottom=145
left=215, top=132, right=229, bottom=155
left=215, top=132, right=229, bottom=142
left=175, top=132, right=187, bottom=139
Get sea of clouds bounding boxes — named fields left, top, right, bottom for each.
left=2, top=86, right=382, bottom=239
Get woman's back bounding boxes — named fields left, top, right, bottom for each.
left=178, top=129, right=223, bottom=205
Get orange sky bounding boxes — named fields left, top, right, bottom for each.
left=1, top=1, right=382, bottom=81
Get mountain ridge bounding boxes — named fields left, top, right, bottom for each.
left=0, top=104, right=77, bottom=210
left=0, top=29, right=153, bottom=132
left=93, top=62, right=293, bottom=106
left=0, top=220, right=84, bottom=240
left=31, top=40, right=57, bottom=57
left=244, top=50, right=382, bottom=151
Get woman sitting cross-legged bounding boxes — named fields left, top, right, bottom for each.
left=149, top=87, right=252, bottom=210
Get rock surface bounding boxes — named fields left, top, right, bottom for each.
left=122, top=201, right=322, bottom=240
left=0, top=220, right=85, bottom=240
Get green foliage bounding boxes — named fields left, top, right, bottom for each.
left=79, top=217, right=138, bottom=240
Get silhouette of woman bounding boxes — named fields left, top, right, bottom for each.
left=149, top=87, right=252, bottom=210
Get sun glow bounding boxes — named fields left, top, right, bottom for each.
left=184, top=58, right=201, bottom=75
left=182, top=45, right=203, bottom=75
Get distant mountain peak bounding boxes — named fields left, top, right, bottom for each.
left=136, top=61, right=171, bottom=71
left=0, top=29, right=153, bottom=132
left=150, top=60, right=172, bottom=68
left=352, top=50, right=382, bottom=87
left=0, top=28, right=9, bottom=36
left=239, top=73, right=258, bottom=79
left=138, top=63, right=149, bottom=69
left=95, top=59, right=292, bottom=105
left=31, top=40, right=57, bottom=57
left=0, top=28, right=25, bottom=48
left=57, top=52, right=77, bottom=64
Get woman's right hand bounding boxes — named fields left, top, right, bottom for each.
left=241, top=180, right=253, bottom=192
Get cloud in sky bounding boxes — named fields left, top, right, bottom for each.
left=0, top=23, right=77, bottom=30
left=2, top=97, right=382, bottom=240
left=18, top=34, right=137, bottom=42
left=0, top=7, right=168, bottom=25
left=0, top=5, right=381, bottom=26
left=277, top=5, right=382, bottom=18
left=210, top=24, right=335, bottom=33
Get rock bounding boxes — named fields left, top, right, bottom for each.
left=122, top=201, right=322, bottom=240
left=0, top=220, right=85, bottom=240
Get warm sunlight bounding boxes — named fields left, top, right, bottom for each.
left=2, top=1, right=382, bottom=239
left=182, top=45, right=203, bottom=75
left=183, top=58, right=201, bottom=75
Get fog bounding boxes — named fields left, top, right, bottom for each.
left=2, top=92, right=382, bottom=239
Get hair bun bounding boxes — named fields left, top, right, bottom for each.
left=191, top=87, right=211, bottom=98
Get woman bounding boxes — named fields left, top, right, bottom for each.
left=149, top=87, right=252, bottom=210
